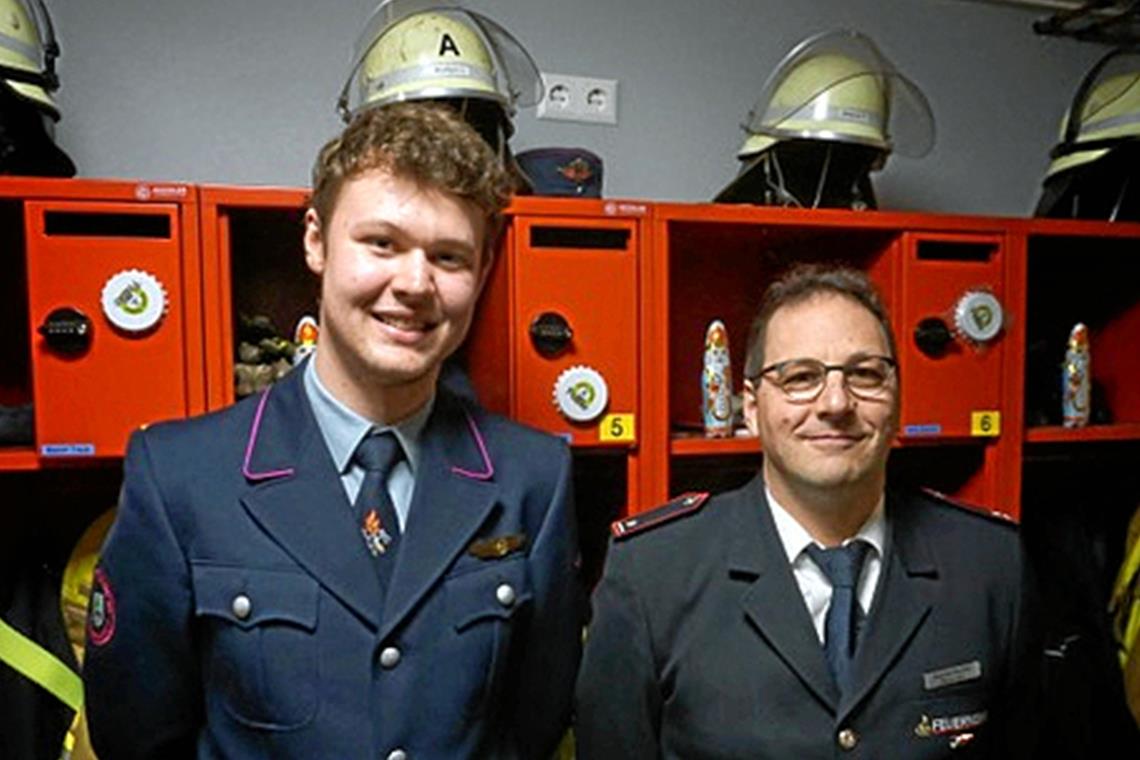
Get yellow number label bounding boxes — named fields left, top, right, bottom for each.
left=599, top=413, right=636, bottom=442
left=970, top=411, right=1001, bottom=437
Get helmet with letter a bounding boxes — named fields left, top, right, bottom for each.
left=1036, top=47, right=1140, bottom=221
left=337, top=0, right=543, bottom=167
left=715, top=29, right=933, bottom=209
left=0, top=0, right=75, bottom=176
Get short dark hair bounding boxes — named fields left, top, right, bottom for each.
left=309, top=101, right=514, bottom=260
left=743, top=264, right=897, bottom=378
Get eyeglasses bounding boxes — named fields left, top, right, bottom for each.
left=753, top=355, right=897, bottom=403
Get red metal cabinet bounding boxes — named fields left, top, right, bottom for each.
left=1, top=179, right=202, bottom=467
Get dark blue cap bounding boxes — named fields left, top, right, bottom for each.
left=516, top=147, right=603, bottom=197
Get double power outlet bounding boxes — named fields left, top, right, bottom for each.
left=536, top=72, right=619, bottom=125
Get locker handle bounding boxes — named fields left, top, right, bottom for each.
left=914, top=317, right=953, bottom=357
left=38, top=306, right=93, bottom=355
left=530, top=312, right=573, bottom=357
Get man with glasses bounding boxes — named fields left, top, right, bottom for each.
left=575, top=264, right=1040, bottom=758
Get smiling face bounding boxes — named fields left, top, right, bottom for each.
left=304, top=167, right=487, bottom=422
left=743, top=291, right=898, bottom=506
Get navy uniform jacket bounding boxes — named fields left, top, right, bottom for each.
left=575, top=476, right=1041, bottom=759
left=84, top=367, right=583, bottom=759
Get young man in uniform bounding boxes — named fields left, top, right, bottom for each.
left=84, top=102, right=582, bottom=759
left=576, top=264, right=1040, bottom=758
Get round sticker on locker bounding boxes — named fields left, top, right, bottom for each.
left=101, top=269, right=167, bottom=333
left=953, top=290, right=1003, bottom=344
left=553, top=366, right=609, bottom=423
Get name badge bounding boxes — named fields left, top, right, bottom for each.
left=923, top=660, right=982, bottom=691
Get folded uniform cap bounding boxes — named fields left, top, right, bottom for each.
left=515, top=147, right=603, bottom=197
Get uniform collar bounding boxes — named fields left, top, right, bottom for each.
left=765, top=485, right=887, bottom=562
left=303, top=356, right=433, bottom=476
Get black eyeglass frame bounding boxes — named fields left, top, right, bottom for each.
left=750, top=354, right=898, bottom=402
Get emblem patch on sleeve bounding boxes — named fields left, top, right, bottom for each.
left=87, top=568, right=117, bottom=647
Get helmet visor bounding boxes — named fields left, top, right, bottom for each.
left=742, top=29, right=934, bottom=158
left=339, top=0, right=542, bottom=119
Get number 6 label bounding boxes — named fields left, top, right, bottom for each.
left=970, top=411, right=1000, bottom=437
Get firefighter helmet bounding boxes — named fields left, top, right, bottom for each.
left=1036, top=48, right=1140, bottom=220
left=337, top=1, right=541, bottom=125
left=0, top=0, right=73, bottom=176
left=0, top=0, right=60, bottom=116
left=1046, top=48, right=1140, bottom=180
left=716, top=29, right=933, bottom=208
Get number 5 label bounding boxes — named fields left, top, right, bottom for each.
left=599, top=413, right=636, bottom=442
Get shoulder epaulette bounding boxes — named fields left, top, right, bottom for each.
left=611, top=492, right=710, bottom=539
left=920, top=487, right=1016, bottom=525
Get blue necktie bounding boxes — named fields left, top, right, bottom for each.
left=351, top=431, right=404, bottom=582
left=806, top=541, right=871, bottom=694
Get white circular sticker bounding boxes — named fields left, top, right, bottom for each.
left=101, top=269, right=167, bottom=333
left=553, top=365, right=609, bottom=423
left=954, top=290, right=1003, bottom=344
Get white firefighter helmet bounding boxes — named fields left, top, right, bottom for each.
left=737, top=29, right=934, bottom=160
left=337, top=0, right=542, bottom=124
left=1045, top=48, right=1140, bottom=180
left=716, top=29, right=934, bottom=207
left=0, top=0, right=60, bottom=117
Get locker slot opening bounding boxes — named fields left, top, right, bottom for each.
left=43, top=211, right=171, bottom=239
left=530, top=226, right=630, bottom=250
left=915, top=241, right=994, bottom=262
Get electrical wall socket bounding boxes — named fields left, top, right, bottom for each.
left=537, top=72, right=619, bottom=125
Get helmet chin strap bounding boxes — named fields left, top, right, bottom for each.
left=765, top=151, right=803, bottom=207
left=812, top=143, right=834, bottom=209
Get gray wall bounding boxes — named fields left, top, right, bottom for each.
left=51, top=0, right=1106, bottom=215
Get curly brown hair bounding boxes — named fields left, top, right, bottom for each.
left=309, top=102, right=514, bottom=256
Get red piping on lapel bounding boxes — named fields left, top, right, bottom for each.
left=450, top=410, right=494, bottom=481
left=242, top=387, right=296, bottom=481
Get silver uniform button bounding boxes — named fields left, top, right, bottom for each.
left=386, top=749, right=407, bottom=760
left=495, top=583, right=516, bottom=607
left=379, top=646, right=401, bottom=669
left=837, top=728, right=859, bottom=750
left=231, top=594, right=252, bottom=620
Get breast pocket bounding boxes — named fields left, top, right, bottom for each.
left=443, top=556, right=533, bottom=715
left=192, top=563, right=320, bottom=731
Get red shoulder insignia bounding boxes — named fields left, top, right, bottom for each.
left=611, top=492, right=710, bottom=539
left=921, top=487, right=1016, bottom=524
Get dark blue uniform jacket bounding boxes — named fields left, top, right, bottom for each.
left=576, top=476, right=1041, bottom=759
left=85, top=367, right=582, bottom=759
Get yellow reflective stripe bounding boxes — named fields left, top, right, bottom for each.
left=0, top=617, right=83, bottom=711
left=1112, top=534, right=1140, bottom=666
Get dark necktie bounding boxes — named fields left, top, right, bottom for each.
left=351, top=431, right=404, bottom=579
left=806, top=540, right=871, bottom=694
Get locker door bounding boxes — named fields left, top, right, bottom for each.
left=26, top=202, right=190, bottom=458
left=513, top=218, right=639, bottom=447
left=898, top=233, right=1006, bottom=440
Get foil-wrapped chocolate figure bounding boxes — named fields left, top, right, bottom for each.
left=702, top=320, right=734, bottom=437
left=1062, top=322, right=1090, bottom=428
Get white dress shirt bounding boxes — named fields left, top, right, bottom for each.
left=766, top=486, right=887, bottom=644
